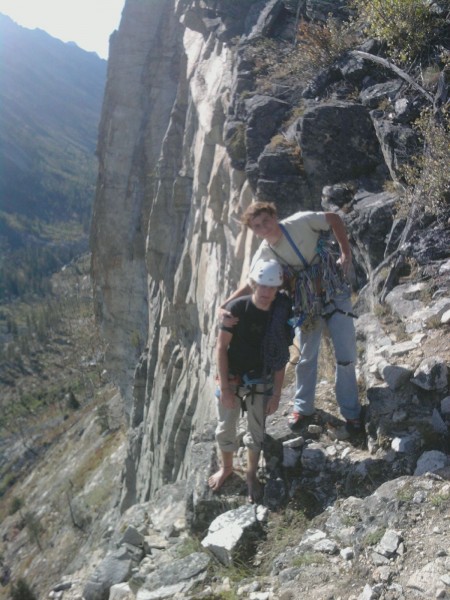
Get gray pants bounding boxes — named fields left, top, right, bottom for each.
left=214, top=383, right=270, bottom=453
left=294, top=291, right=360, bottom=420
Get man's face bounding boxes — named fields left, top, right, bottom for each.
left=253, top=283, right=278, bottom=308
left=248, top=212, right=278, bottom=240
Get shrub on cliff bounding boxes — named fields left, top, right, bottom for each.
left=243, top=17, right=358, bottom=87
left=351, top=0, right=447, bottom=64
left=401, top=106, right=450, bottom=214
left=11, top=578, right=37, bottom=600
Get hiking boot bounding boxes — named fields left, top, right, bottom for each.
left=345, top=418, right=363, bottom=436
left=288, top=411, right=313, bottom=432
left=346, top=405, right=367, bottom=435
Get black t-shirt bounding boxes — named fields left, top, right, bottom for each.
left=220, top=295, right=269, bottom=377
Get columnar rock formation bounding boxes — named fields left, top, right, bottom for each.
left=92, top=0, right=259, bottom=506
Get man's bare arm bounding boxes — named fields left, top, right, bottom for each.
left=218, top=283, right=252, bottom=324
left=216, top=329, right=238, bottom=409
left=265, top=367, right=285, bottom=416
left=325, top=212, right=352, bottom=275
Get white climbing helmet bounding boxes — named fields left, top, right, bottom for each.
left=249, top=259, right=283, bottom=287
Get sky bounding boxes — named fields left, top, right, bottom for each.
left=0, top=0, right=126, bottom=59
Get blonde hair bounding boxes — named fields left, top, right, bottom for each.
left=241, top=201, right=278, bottom=227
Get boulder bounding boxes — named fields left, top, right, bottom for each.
left=359, top=80, right=403, bottom=109
left=348, top=190, right=398, bottom=272
left=298, top=102, right=386, bottom=202
left=83, top=547, right=138, bottom=600
left=244, top=95, right=290, bottom=167
left=201, top=504, right=268, bottom=565
left=370, top=116, right=419, bottom=181
left=414, top=450, right=449, bottom=475
left=411, top=357, right=448, bottom=391
left=134, top=552, right=210, bottom=597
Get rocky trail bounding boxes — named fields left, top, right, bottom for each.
left=55, top=260, right=449, bottom=600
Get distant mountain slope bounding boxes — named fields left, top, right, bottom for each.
left=0, top=14, right=107, bottom=298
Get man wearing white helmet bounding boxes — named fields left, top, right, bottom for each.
left=208, top=259, right=292, bottom=503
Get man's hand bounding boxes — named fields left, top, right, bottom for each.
left=220, top=388, right=238, bottom=409
left=337, top=252, right=352, bottom=276
left=218, top=307, right=239, bottom=327
left=265, top=395, right=280, bottom=416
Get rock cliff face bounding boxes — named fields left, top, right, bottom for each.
left=90, top=0, right=449, bottom=510
left=92, top=0, right=267, bottom=505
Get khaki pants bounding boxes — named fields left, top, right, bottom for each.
left=214, top=383, right=271, bottom=453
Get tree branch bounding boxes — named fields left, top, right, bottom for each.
left=351, top=50, right=434, bottom=103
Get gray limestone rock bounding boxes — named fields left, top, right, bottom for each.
left=377, top=359, right=413, bottom=391
left=374, top=529, right=402, bottom=557
left=414, top=450, right=449, bottom=475
left=119, top=526, right=145, bottom=548
left=244, top=94, right=290, bottom=166
left=348, top=190, right=398, bottom=272
left=370, top=116, right=419, bottom=182
left=109, top=583, right=134, bottom=600
left=83, top=547, right=137, bottom=600
left=411, top=357, right=448, bottom=390
left=201, top=504, right=268, bottom=565
left=301, top=442, right=327, bottom=471
left=407, top=558, right=450, bottom=597
left=138, top=552, right=210, bottom=593
left=298, top=102, right=385, bottom=202
left=391, top=435, right=421, bottom=454
left=441, top=396, right=450, bottom=415
left=359, top=80, right=403, bottom=108
left=384, top=282, right=427, bottom=321
left=313, top=538, right=339, bottom=555
left=431, top=408, right=448, bottom=435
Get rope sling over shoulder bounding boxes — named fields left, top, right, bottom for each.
left=272, top=223, right=357, bottom=329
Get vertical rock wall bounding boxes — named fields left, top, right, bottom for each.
left=91, top=0, right=258, bottom=506
left=91, top=0, right=186, bottom=409
left=121, top=23, right=259, bottom=506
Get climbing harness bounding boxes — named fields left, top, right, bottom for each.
left=216, top=372, right=272, bottom=416
left=321, top=299, right=358, bottom=322
left=234, top=372, right=273, bottom=416
left=270, top=224, right=349, bottom=331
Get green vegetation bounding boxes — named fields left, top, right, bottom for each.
left=243, top=17, right=358, bottom=87
left=364, top=528, right=385, bottom=546
left=225, top=122, right=247, bottom=164
left=23, top=511, right=44, bottom=550
left=351, top=0, right=446, bottom=64
left=294, top=17, right=359, bottom=79
left=210, top=557, right=254, bottom=584
left=397, top=487, right=414, bottom=502
left=256, top=508, right=309, bottom=573
left=0, top=218, right=88, bottom=301
left=400, top=107, right=450, bottom=216
left=10, top=578, right=37, bottom=600
left=430, top=492, right=450, bottom=507
left=191, top=592, right=238, bottom=600
left=176, top=535, right=204, bottom=558
left=0, top=256, right=107, bottom=501
left=9, top=496, right=24, bottom=515
left=0, top=15, right=105, bottom=302
left=292, top=552, right=326, bottom=567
